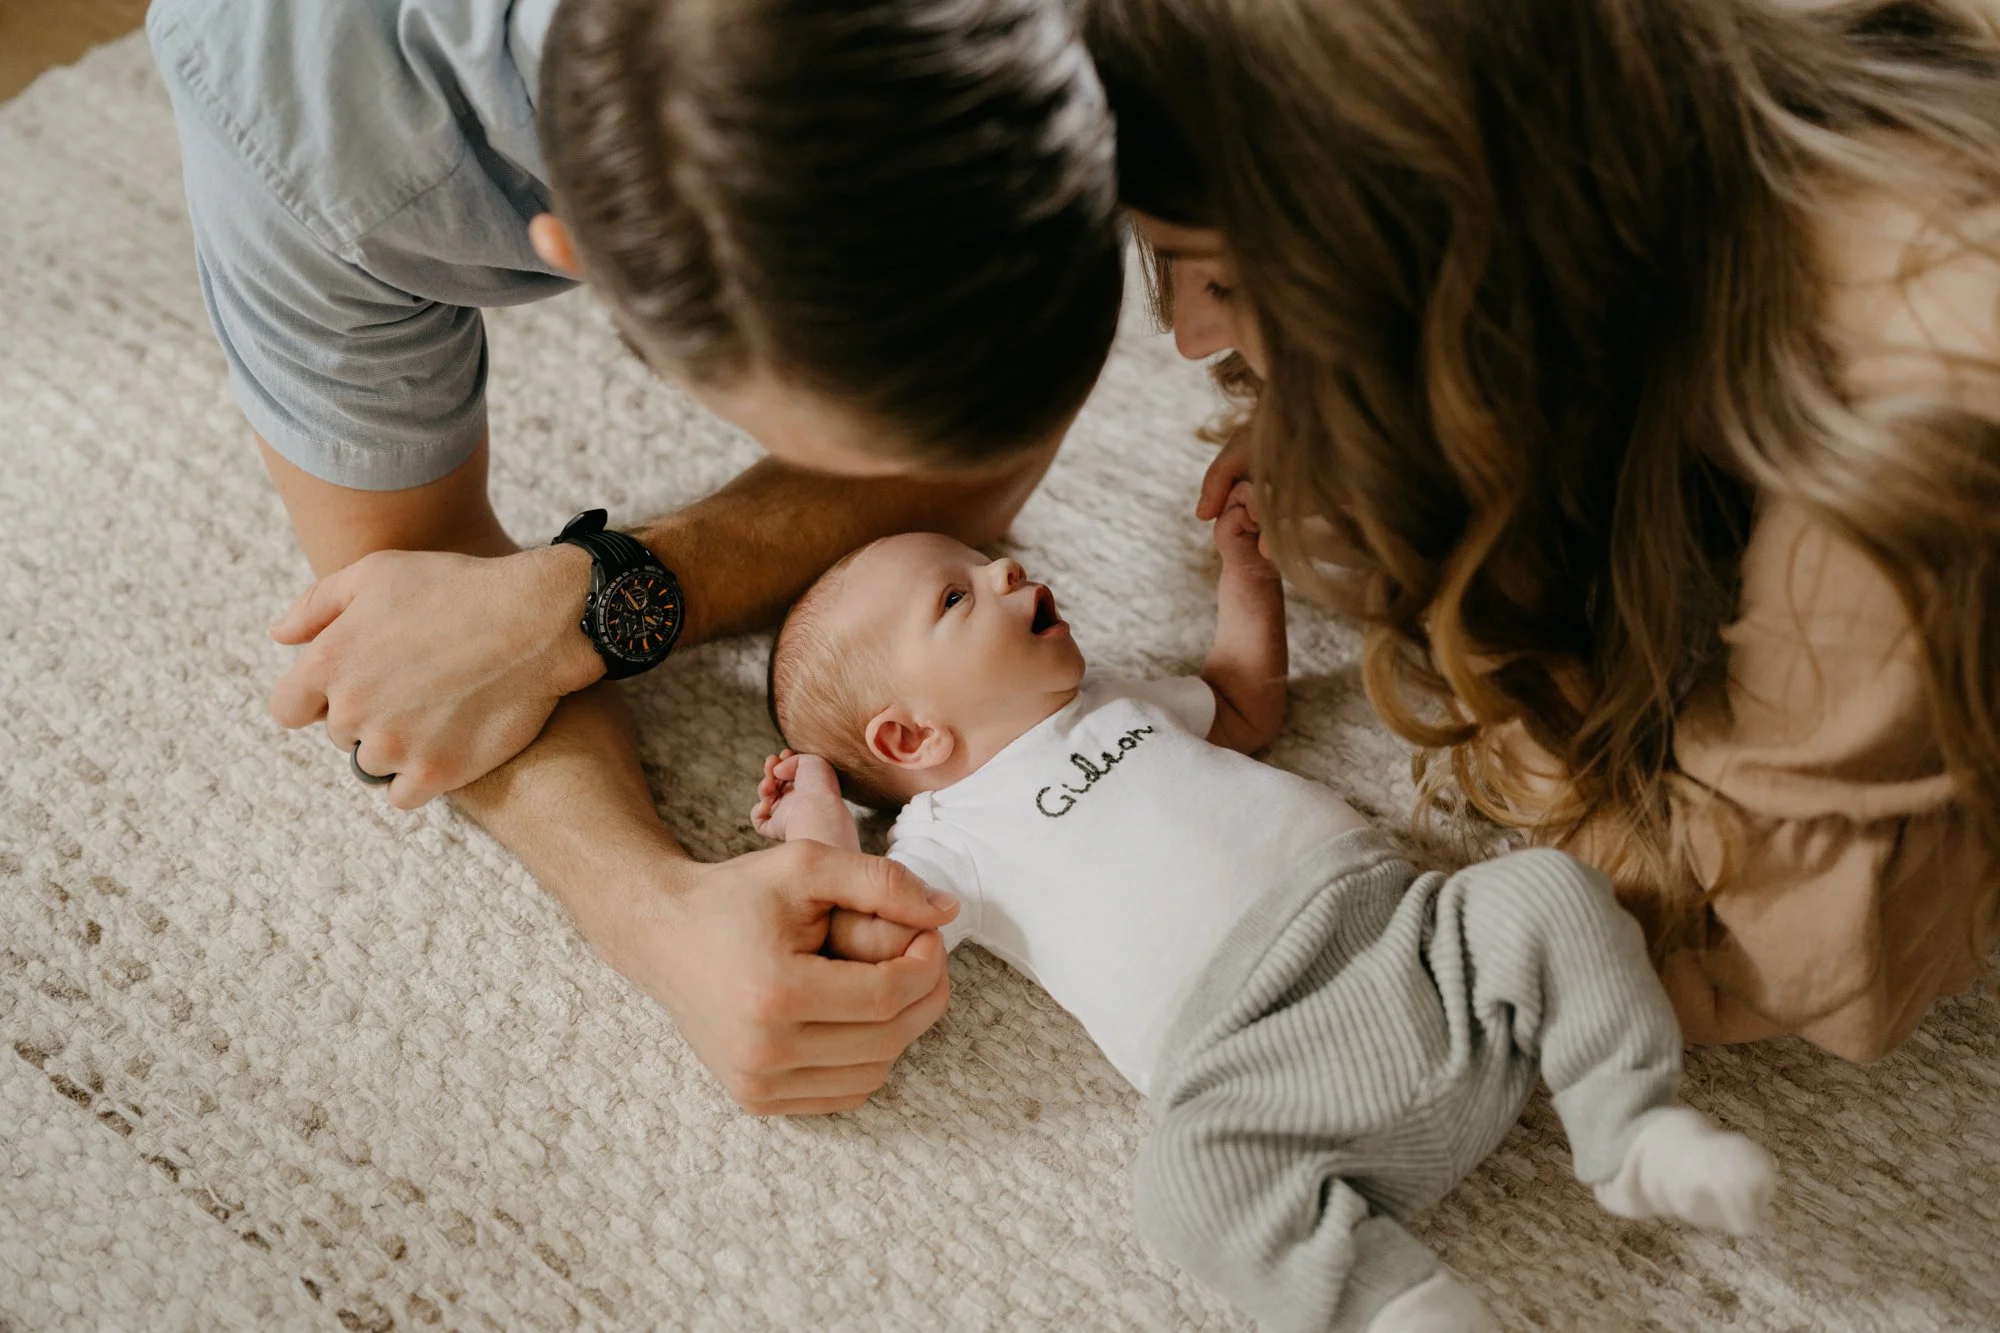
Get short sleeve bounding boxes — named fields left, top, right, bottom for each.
left=1670, top=501, right=1996, bottom=1059
left=152, top=3, right=500, bottom=492
left=159, top=84, right=487, bottom=490
left=1089, top=675, right=1218, bottom=739
left=887, top=834, right=982, bottom=953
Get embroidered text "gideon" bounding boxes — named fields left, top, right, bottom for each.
left=1034, top=726, right=1158, bottom=818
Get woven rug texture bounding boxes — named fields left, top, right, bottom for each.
left=2, top=37, right=1997, bottom=1333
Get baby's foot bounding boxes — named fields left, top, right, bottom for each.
left=1594, top=1106, right=1777, bottom=1235
left=1368, top=1271, right=1498, bottom=1333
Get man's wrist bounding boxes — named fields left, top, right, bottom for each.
left=520, top=799, right=700, bottom=969
left=628, top=516, right=711, bottom=649
left=530, top=540, right=610, bottom=694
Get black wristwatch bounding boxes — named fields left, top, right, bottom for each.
left=553, top=509, right=686, bottom=680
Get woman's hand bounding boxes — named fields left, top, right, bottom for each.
left=1199, top=427, right=1276, bottom=567
left=1195, top=425, right=1255, bottom=524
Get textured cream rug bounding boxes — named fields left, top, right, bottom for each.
left=3, top=36, right=1997, bottom=1333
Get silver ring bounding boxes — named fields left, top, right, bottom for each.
left=349, top=741, right=396, bottom=786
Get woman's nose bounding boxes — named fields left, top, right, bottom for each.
left=1172, top=278, right=1236, bottom=363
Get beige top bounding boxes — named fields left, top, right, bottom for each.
left=1662, top=499, right=1995, bottom=1060
left=1510, top=185, right=2000, bottom=1060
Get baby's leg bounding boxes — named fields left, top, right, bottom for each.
left=1436, top=850, right=1774, bottom=1233
left=1135, top=1103, right=1490, bottom=1333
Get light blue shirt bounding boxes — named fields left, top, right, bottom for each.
left=149, top=0, right=573, bottom=489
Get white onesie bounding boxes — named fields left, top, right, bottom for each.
left=887, top=675, right=1369, bottom=1092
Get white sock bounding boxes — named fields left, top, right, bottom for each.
left=1593, top=1105, right=1777, bottom=1235
left=1368, top=1271, right=1499, bottom=1333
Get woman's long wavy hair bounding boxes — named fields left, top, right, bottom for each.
left=1088, top=0, right=2000, bottom=942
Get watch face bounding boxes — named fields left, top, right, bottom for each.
left=594, top=568, right=681, bottom=663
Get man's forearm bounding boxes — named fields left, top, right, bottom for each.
left=636, top=444, right=1058, bottom=646
left=260, top=435, right=680, bottom=921
left=451, top=681, right=685, bottom=955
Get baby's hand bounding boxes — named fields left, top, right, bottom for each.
left=1213, top=478, right=1276, bottom=574
left=825, top=908, right=925, bottom=964
left=749, top=750, right=846, bottom=842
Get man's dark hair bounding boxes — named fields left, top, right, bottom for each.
left=539, top=0, right=1126, bottom=467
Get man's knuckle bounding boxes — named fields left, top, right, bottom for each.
left=740, top=1008, right=792, bottom=1056
left=402, top=755, right=446, bottom=788
left=741, top=982, right=790, bottom=1027
left=866, top=978, right=909, bottom=1024
left=741, top=1030, right=791, bottom=1074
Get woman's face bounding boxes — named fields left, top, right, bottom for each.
left=1130, top=212, right=1268, bottom=380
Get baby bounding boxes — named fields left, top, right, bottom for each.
left=753, top=493, right=1776, bottom=1333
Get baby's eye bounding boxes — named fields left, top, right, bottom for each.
left=942, top=588, right=966, bottom=612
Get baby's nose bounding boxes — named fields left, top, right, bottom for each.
left=988, top=558, right=1025, bottom=591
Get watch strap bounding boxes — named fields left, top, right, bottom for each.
left=553, top=514, right=684, bottom=679
left=561, top=527, right=657, bottom=581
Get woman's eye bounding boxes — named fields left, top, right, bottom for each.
left=942, top=589, right=965, bottom=611
left=1205, top=279, right=1235, bottom=301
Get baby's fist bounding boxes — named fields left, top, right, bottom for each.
left=1213, top=479, right=1275, bottom=574
left=750, top=750, right=843, bottom=840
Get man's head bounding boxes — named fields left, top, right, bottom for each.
left=536, top=0, right=1126, bottom=477
left=769, top=533, right=1087, bottom=805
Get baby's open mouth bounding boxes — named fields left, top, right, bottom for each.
left=1030, top=585, right=1064, bottom=635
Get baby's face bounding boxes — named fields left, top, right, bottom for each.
left=831, top=533, right=1087, bottom=728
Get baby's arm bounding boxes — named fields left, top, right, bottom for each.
left=749, top=752, right=923, bottom=963
left=1202, top=480, right=1288, bottom=754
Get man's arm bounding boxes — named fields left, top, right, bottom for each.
left=257, top=433, right=1062, bottom=1113
left=634, top=451, right=1058, bottom=645
left=1202, top=480, right=1288, bottom=754
left=267, top=436, right=1060, bottom=807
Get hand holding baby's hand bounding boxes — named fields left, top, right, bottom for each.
left=750, top=749, right=844, bottom=841
left=1213, top=478, right=1276, bottom=576
left=752, top=752, right=932, bottom=963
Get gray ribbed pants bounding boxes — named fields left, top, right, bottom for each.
left=1134, top=829, right=1682, bottom=1333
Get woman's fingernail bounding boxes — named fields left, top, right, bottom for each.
left=925, top=888, right=958, bottom=912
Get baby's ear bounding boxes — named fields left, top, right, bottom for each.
left=864, top=707, right=955, bottom=773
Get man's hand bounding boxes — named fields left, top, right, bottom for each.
left=268, top=543, right=600, bottom=808
left=614, top=842, right=960, bottom=1114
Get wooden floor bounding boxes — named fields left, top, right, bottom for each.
left=0, top=0, right=150, bottom=102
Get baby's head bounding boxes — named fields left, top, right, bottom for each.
left=769, top=533, right=1087, bottom=806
